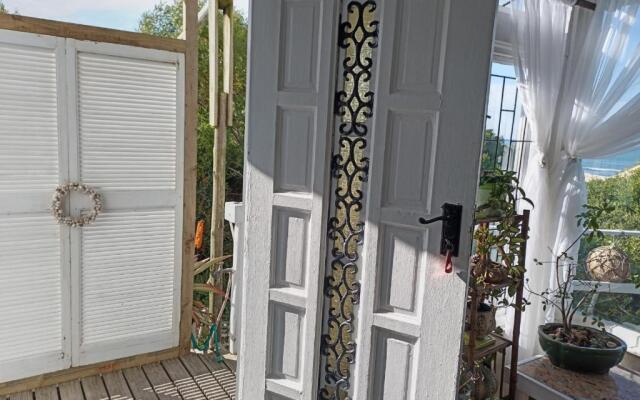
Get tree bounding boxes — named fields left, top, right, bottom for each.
left=575, top=168, right=640, bottom=325
left=0, top=1, right=7, bottom=13
left=138, top=1, right=247, bottom=257
left=480, top=129, right=508, bottom=172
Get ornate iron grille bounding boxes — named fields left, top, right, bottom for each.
left=318, top=1, right=378, bottom=399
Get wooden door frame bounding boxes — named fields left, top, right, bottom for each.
left=0, top=0, right=198, bottom=394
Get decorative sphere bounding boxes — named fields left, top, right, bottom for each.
left=586, top=245, right=630, bottom=282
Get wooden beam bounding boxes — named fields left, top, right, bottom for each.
left=209, top=0, right=219, bottom=127
left=0, top=13, right=186, bottom=53
left=0, top=348, right=180, bottom=396
left=179, top=0, right=199, bottom=356
left=209, top=92, right=228, bottom=319
left=223, top=4, right=234, bottom=126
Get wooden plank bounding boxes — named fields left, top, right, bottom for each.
left=33, top=386, right=57, bottom=400
left=222, top=356, right=237, bottom=373
left=58, top=381, right=83, bottom=400
left=141, top=364, right=179, bottom=400
left=197, top=354, right=227, bottom=372
left=209, top=0, right=219, bottom=127
left=0, top=347, right=179, bottom=396
left=179, top=0, right=199, bottom=356
left=161, top=359, right=206, bottom=400
left=222, top=5, right=234, bottom=125
left=8, top=391, right=33, bottom=400
left=180, top=354, right=230, bottom=399
left=0, top=14, right=185, bottom=53
left=102, top=372, right=133, bottom=400
left=210, top=92, right=228, bottom=317
left=80, top=376, right=107, bottom=400
left=121, top=368, right=158, bottom=400
left=198, top=355, right=236, bottom=399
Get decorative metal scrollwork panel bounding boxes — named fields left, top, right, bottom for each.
left=319, top=1, right=378, bottom=399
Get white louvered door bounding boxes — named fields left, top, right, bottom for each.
left=66, top=40, right=184, bottom=366
left=0, top=30, right=184, bottom=381
left=0, top=30, right=72, bottom=382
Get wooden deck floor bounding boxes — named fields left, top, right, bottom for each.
left=3, top=353, right=236, bottom=400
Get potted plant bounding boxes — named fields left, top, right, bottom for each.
left=528, top=201, right=627, bottom=374
left=473, top=170, right=531, bottom=286
left=466, top=172, right=533, bottom=349
left=476, top=169, right=530, bottom=219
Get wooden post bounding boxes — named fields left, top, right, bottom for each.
left=223, top=5, right=234, bottom=125
left=179, top=0, right=198, bottom=355
left=209, top=92, right=228, bottom=316
left=209, top=0, right=219, bottom=127
left=208, top=0, right=233, bottom=319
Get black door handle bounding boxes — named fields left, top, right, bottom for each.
left=419, top=203, right=463, bottom=257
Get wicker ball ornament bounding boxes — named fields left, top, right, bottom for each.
left=586, top=245, right=630, bottom=283
left=51, top=183, right=102, bottom=227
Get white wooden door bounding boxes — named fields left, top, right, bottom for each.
left=65, top=40, right=185, bottom=365
left=241, top=0, right=496, bottom=399
left=353, top=1, right=496, bottom=399
left=0, top=30, right=72, bottom=382
left=238, top=0, right=338, bottom=399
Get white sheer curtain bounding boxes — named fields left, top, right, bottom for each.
left=510, top=0, right=640, bottom=359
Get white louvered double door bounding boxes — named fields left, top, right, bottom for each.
left=0, top=30, right=184, bottom=382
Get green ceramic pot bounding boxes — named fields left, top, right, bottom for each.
left=538, top=323, right=626, bottom=374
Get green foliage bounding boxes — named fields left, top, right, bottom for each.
left=574, top=169, right=640, bottom=326
left=138, top=1, right=248, bottom=258
left=0, top=1, right=7, bottom=13
left=480, top=130, right=507, bottom=172
left=477, top=169, right=532, bottom=217
left=138, top=2, right=183, bottom=37
left=528, top=204, right=612, bottom=345
left=473, top=169, right=532, bottom=310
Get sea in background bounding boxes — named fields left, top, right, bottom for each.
left=584, top=148, right=640, bottom=177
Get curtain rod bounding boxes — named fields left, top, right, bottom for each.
left=575, top=0, right=596, bottom=11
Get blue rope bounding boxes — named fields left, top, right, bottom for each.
left=191, top=323, right=224, bottom=363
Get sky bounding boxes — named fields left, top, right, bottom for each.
left=3, top=0, right=250, bottom=31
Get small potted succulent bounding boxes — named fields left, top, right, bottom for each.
left=528, top=201, right=627, bottom=374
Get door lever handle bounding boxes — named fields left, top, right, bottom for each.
left=419, top=214, right=449, bottom=225
left=418, top=203, right=463, bottom=257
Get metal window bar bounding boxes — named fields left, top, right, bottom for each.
left=483, top=73, right=531, bottom=184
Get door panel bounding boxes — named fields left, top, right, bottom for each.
left=0, top=29, right=71, bottom=382
left=355, top=1, right=496, bottom=399
left=66, top=40, right=184, bottom=366
left=242, top=0, right=496, bottom=398
left=238, top=0, right=338, bottom=399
